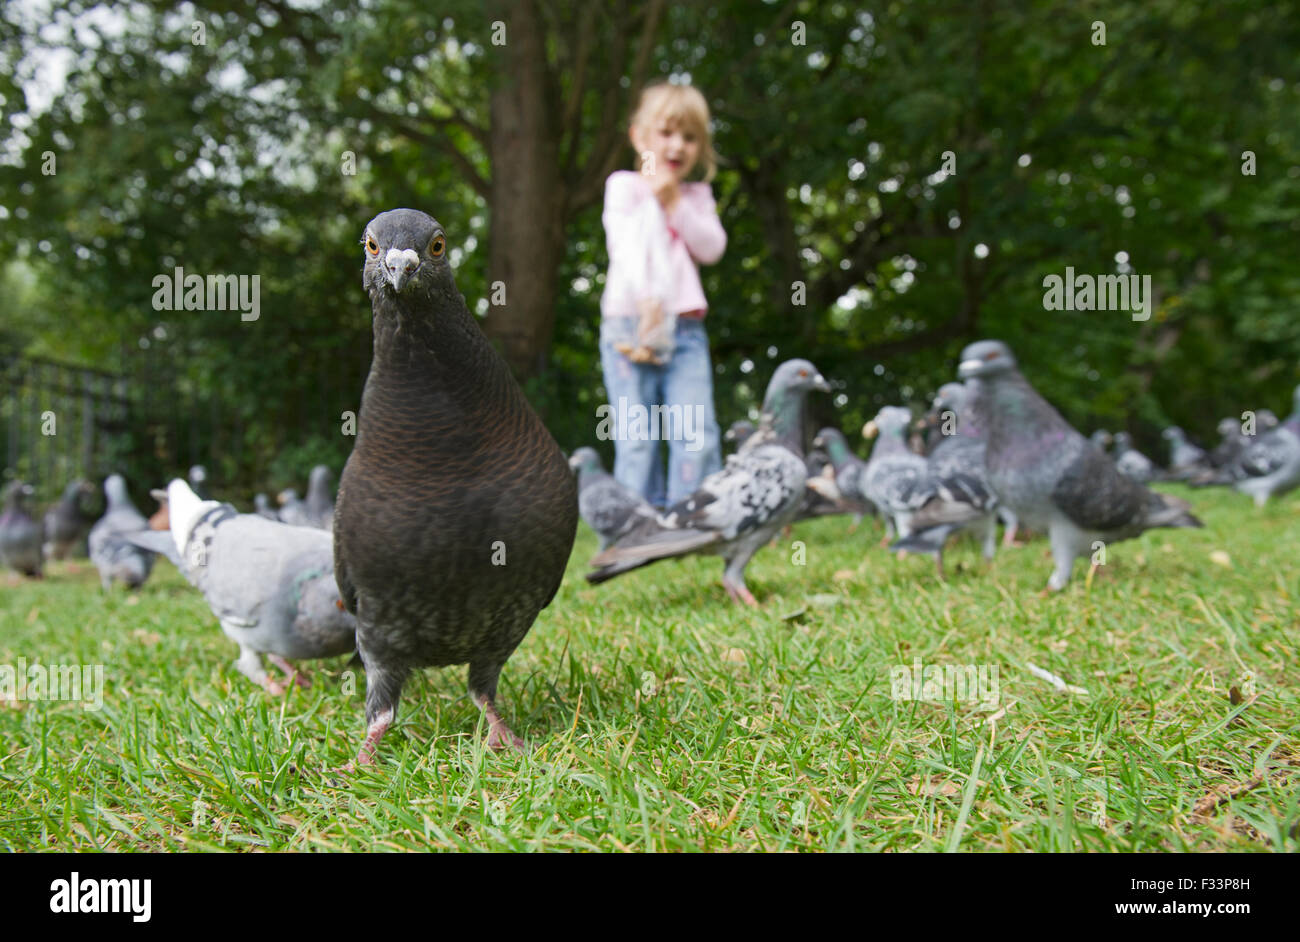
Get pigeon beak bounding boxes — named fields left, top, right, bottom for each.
left=957, top=358, right=983, bottom=378
left=813, top=374, right=832, bottom=393
left=384, top=248, right=420, bottom=292
left=862, top=420, right=879, bottom=439
left=567, top=455, right=581, bottom=471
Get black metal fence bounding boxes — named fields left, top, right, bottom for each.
left=1, top=353, right=134, bottom=501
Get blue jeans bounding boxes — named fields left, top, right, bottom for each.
left=600, top=318, right=722, bottom=507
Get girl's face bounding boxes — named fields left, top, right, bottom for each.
left=631, top=117, right=700, bottom=182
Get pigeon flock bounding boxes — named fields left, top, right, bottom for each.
left=5, top=207, right=1297, bottom=770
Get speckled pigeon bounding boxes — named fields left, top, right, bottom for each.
left=861, top=406, right=929, bottom=541
left=1112, top=432, right=1158, bottom=484
left=569, top=447, right=657, bottom=550
left=0, top=482, right=43, bottom=577
left=88, top=474, right=155, bottom=590
left=335, top=208, right=576, bottom=764
left=586, top=359, right=831, bottom=606
left=42, top=480, right=94, bottom=560
left=959, top=340, right=1201, bottom=591
left=126, top=480, right=356, bottom=693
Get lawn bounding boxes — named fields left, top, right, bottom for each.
left=0, top=484, right=1296, bottom=852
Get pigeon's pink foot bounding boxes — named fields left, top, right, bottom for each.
left=724, top=581, right=759, bottom=607
left=268, top=653, right=311, bottom=688
left=352, top=708, right=394, bottom=767
left=475, top=696, right=526, bottom=752
left=262, top=676, right=287, bottom=695
left=1002, top=528, right=1023, bottom=548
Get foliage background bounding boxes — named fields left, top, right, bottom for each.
left=2, top=0, right=1297, bottom=498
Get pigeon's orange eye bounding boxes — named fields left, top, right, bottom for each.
left=365, top=236, right=379, bottom=256
left=429, top=234, right=446, bottom=258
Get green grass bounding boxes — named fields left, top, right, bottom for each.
left=1, top=484, right=1297, bottom=851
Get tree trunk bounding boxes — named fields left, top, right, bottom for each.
left=485, top=0, right=566, bottom=381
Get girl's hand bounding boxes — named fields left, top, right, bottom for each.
left=642, top=164, right=680, bottom=211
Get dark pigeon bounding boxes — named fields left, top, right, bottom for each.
left=126, top=480, right=356, bottom=693
left=335, top=208, right=576, bottom=765
left=0, top=482, right=43, bottom=577
left=586, top=359, right=831, bottom=606
left=569, top=447, right=657, bottom=551
left=959, top=340, right=1201, bottom=591
left=88, top=474, right=155, bottom=590
left=42, top=479, right=95, bottom=560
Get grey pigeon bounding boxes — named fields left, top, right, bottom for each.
left=335, top=208, right=577, bottom=764
left=43, top=479, right=95, bottom=560
left=723, top=419, right=756, bottom=452
left=811, top=427, right=871, bottom=509
left=1204, top=416, right=1248, bottom=472
left=1231, top=418, right=1300, bottom=506
left=569, top=447, right=657, bottom=551
left=861, top=406, right=929, bottom=541
left=959, top=340, right=1201, bottom=591
left=1198, top=394, right=1297, bottom=489
left=125, top=480, right=356, bottom=692
left=1112, top=432, right=1158, bottom=484
left=1163, top=427, right=1209, bottom=479
left=188, top=465, right=211, bottom=499
left=1220, top=391, right=1300, bottom=505
left=1089, top=429, right=1113, bottom=453
left=885, top=384, right=1008, bottom=574
left=88, top=474, right=155, bottom=590
left=926, top=381, right=1019, bottom=545
left=277, top=488, right=307, bottom=526
left=793, top=445, right=872, bottom=523
left=587, top=359, right=831, bottom=606
left=0, top=482, right=43, bottom=577
left=890, top=472, right=1000, bottom=576
left=302, top=465, right=335, bottom=531
left=254, top=493, right=280, bottom=520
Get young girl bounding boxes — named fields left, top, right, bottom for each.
left=600, top=82, right=726, bottom=508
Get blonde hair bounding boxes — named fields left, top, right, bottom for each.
left=629, top=82, right=717, bottom=182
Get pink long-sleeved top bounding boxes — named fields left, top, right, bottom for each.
left=600, top=170, right=726, bottom=320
